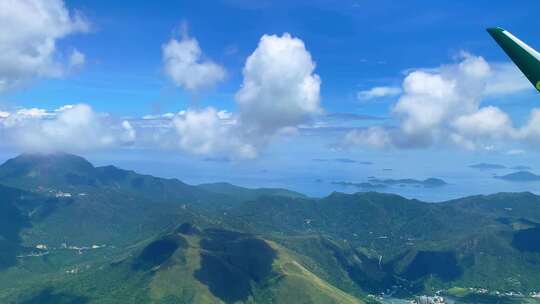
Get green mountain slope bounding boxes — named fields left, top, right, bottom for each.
left=0, top=153, right=302, bottom=249
left=197, top=182, right=306, bottom=201
left=0, top=153, right=231, bottom=208
left=220, top=192, right=540, bottom=293
left=6, top=225, right=366, bottom=304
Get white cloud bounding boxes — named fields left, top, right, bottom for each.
left=452, top=106, right=515, bottom=140
left=506, top=149, right=525, bottom=156
left=0, top=108, right=53, bottom=128
left=344, top=127, right=391, bottom=149
left=162, top=29, right=226, bottom=91
left=0, top=104, right=134, bottom=152
left=484, top=62, right=533, bottom=96
left=393, top=54, right=490, bottom=147
left=345, top=53, right=540, bottom=150
left=121, top=120, right=136, bottom=143
left=0, top=0, right=89, bottom=91
left=0, top=32, right=322, bottom=158
left=164, top=33, right=322, bottom=158
left=69, top=49, right=85, bottom=68
left=236, top=33, right=322, bottom=138
left=357, top=86, right=401, bottom=100
left=171, top=108, right=256, bottom=159
left=519, top=109, right=540, bottom=145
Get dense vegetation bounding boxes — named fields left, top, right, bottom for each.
left=1, top=153, right=540, bottom=303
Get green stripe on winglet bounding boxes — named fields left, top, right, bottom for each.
left=487, top=27, right=540, bottom=92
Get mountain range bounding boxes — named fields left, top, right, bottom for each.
left=0, top=153, right=540, bottom=303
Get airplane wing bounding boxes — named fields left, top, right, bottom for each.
left=487, top=27, right=540, bottom=92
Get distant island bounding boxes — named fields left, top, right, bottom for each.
left=333, top=177, right=447, bottom=189
left=312, top=158, right=373, bottom=164
left=333, top=158, right=357, bottom=164
left=512, top=165, right=532, bottom=171
left=469, top=163, right=506, bottom=170
left=332, top=181, right=387, bottom=190
left=369, top=177, right=447, bottom=187
left=495, top=171, right=540, bottom=182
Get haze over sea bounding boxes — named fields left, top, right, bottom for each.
left=1, top=147, right=534, bottom=202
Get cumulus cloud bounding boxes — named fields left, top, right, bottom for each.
left=236, top=33, right=322, bottom=138
left=452, top=106, right=515, bottom=143
left=162, top=28, right=226, bottom=91
left=163, top=33, right=322, bottom=158
left=171, top=108, right=256, bottom=159
left=0, top=0, right=89, bottom=91
left=519, top=109, right=540, bottom=145
left=1, top=32, right=321, bottom=158
left=484, top=62, right=532, bottom=96
left=345, top=53, right=540, bottom=150
left=0, top=104, right=135, bottom=152
left=357, top=86, right=402, bottom=101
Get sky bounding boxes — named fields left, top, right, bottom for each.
left=2, top=0, right=540, bottom=200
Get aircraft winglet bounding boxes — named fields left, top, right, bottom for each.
left=487, top=27, right=540, bottom=92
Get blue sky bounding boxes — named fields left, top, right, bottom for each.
left=4, top=0, right=539, bottom=115
left=2, top=0, right=540, bottom=199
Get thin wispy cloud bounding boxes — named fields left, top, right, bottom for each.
left=357, top=86, right=402, bottom=101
